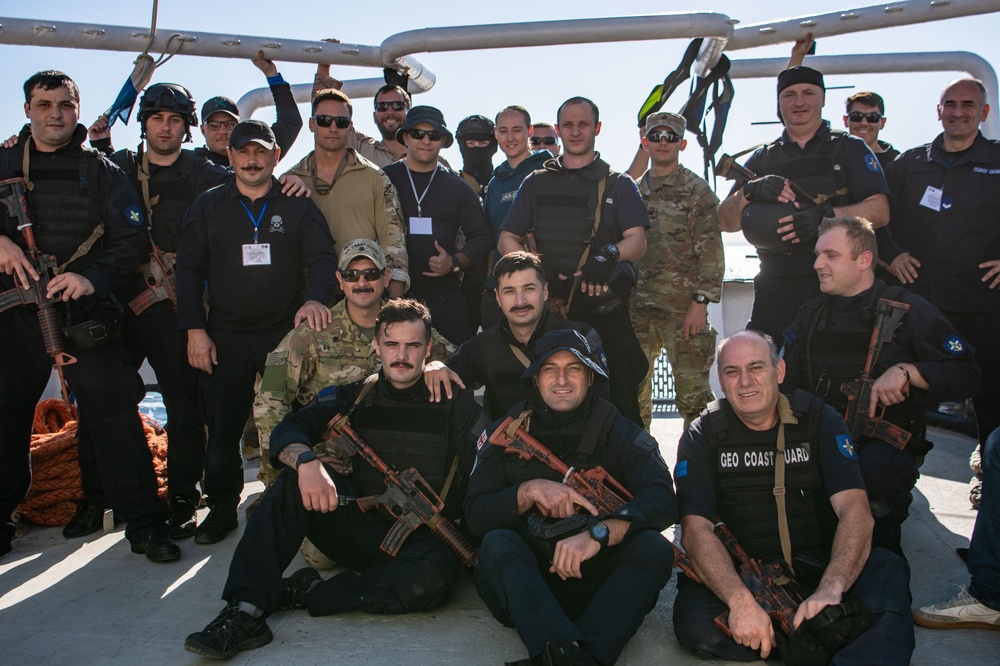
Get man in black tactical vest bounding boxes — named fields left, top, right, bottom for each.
left=60, top=83, right=231, bottom=541
left=673, top=330, right=914, bottom=664
left=497, top=96, right=650, bottom=425
left=467, top=329, right=676, bottom=666
left=184, top=299, right=489, bottom=659
left=717, top=66, right=891, bottom=344
left=0, top=70, right=178, bottom=562
left=781, top=217, right=980, bottom=556
left=423, top=251, right=606, bottom=420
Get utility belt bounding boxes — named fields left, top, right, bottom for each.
left=128, top=249, right=177, bottom=315
left=62, top=295, right=125, bottom=352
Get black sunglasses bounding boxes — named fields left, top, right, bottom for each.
left=647, top=130, right=682, bottom=144
left=847, top=111, right=883, bottom=124
left=375, top=101, right=408, bottom=112
left=530, top=137, right=557, bottom=146
left=340, top=267, right=384, bottom=282
left=407, top=129, right=444, bottom=142
left=312, top=115, right=351, bottom=129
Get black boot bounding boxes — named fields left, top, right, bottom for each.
left=184, top=604, right=272, bottom=659
left=63, top=500, right=106, bottom=539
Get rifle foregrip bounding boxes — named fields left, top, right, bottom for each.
left=430, top=516, right=478, bottom=568
left=37, top=300, right=73, bottom=366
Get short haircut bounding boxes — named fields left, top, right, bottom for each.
left=531, top=122, right=554, bottom=131
left=557, top=97, right=599, bottom=125
left=496, top=105, right=531, bottom=127
left=374, top=84, right=412, bottom=109
left=818, top=216, right=878, bottom=262
left=375, top=298, right=431, bottom=341
left=24, top=70, right=79, bottom=105
left=313, top=88, right=353, bottom=117
left=493, top=251, right=545, bottom=285
left=718, top=329, right=781, bottom=368
left=845, top=91, right=885, bottom=115
left=941, top=77, right=989, bottom=105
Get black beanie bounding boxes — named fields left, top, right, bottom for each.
left=777, top=66, right=825, bottom=95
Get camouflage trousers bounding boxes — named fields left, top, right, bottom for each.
left=631, top=306, right=717, bottom=428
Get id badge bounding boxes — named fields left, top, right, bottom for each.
left=409, top=217, right=433, bottom=235
left=242, top=243, right=272, bottom=266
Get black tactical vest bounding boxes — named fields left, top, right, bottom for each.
left=704, top=392, right=829, bottom=562
left=751, top=130, right=853, bottom=275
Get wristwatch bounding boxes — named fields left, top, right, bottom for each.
left=450, top=255, right=462, bottom=273
left=692, top=293, right=710, bottom=305
left=589, top=522, right=610, bottom=550
left=296, top=450, right=318, bottom=470
left=601, top=244, right=620, bottom=263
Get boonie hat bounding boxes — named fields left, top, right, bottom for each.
left=229, top=120, right=276, bottom=150
left=339, top=238, right=387, bottom=271
left=202, top=96, right=240, bottom=122
left=521, top=329, right=609, bottom=382
left=395, top=105, right=455, bottom=148
left=645, top=111, right=686, bottom=137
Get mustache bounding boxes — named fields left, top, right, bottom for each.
left=352, top=287, right=374, bottom=295
left=390, top=361, right=414, bottom=369
left=509, top=305, right=534, bottom=313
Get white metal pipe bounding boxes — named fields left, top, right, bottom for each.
left=727, top=0, right=1000, bottom=50
left=237, top=77, right=423, bottom=119
left=728, top=52, right=1000, bottom=138
left=379, top=13, right=736, bottom=63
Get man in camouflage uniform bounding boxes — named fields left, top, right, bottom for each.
left=631, top=112, right=724, bottom=427
left=254, top=239, right=453, bottom=487
left=284, top=89, right=409, bottom=297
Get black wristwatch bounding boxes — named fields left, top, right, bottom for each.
left=450, top=255, right=462, bottom=273
left=296, top=450, right=318, bottom=470
left=692, top=293, right=710, bottom=305
left=601, top=244, right=620, bottom=263
left=589, top=522, right=610, bottom=550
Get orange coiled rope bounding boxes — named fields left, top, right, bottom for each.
left=17, top=399, right=170, bottom=527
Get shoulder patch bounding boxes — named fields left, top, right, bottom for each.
left=476, top=430, right=488, bottom=451
left=836, top=433, right=857, bottom=460
left=123, top=204, right=145, bottom=227
left=864, top=153, right=881, bottom=173
left=317, top=385, right=338, bottom=404
left=675, top=459, right=688, bottom=478
left=941, top=334, right=967, bottom=355
left=632, top=430, right=657, bottom=453
left=264, top=349, right=289, bottom=367
left=782, top=326, right=796, bottom=350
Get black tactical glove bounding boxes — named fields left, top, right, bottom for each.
left=579, top=251, right=615, bottom=287
left=790, top=202, right=835, bottom=244
left=784, top=593, right=874, bottom=666
left=743, top=175, right=787, bottom=202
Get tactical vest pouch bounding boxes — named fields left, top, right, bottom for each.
left=63, top=296, right=125, bottom=352
left=783, top=592, right=874, bottom=666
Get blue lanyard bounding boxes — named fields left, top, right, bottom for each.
left=239, top=200, right=268, bottom=243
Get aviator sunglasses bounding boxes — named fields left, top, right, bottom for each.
left=530, top=137, right=557, bottom=146
left=312, top=115, right=351, bottom=129
left=340, top=268, right=384, bottom=282
left=375, top=101, right=408, bottom=112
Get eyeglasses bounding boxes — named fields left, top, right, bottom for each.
left=646, top=130, right=682, bottom=144
left=340, top=267, right=384, bottom=282
left=375, top=101, right=408, bottom=112
left=407, top=129, right=444, bottom=142
left=312, top=115, right=351, bottom=129
left=847, top=111, right=883, bottom=124
left=205, top=120, right=237, bottom=131
left=530, top=137, right=557, bottom=146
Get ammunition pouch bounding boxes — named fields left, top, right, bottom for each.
left=63, top=296, right=124, bottom=352
left=784, top=592, right=874, bottom=666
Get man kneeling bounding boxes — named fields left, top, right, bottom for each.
left=466, top=329, right=677, bottom=665
left=185, top=299, right=487, bottom=659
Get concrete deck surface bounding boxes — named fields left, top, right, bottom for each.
left=0, top=419, right=991, bottom=665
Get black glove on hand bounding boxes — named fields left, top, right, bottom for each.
left=580, top=252, right=615, bottom=286
left=743, top=174, right=787, bottom=202
left=791, top=202, right=834, bottom=244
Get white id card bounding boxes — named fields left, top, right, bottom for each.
left=242, top=243, right=272, bottom=266
left=919, top=186, right=943, bottom=212
left=409, top=217, right=433, bottom=235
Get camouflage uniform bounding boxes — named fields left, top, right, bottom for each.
left=253, top=299, right=455, bottom=486
left=632, top=165, right=724, bottom=427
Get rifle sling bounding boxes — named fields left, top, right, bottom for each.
left=508, top=344, right=531, bottom=369
left=563, top=176, right=607, bottom=316
left=774, top=394, right=799, bottom=583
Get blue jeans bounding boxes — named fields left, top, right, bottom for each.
left=969, top=427, right=1000, bottom=611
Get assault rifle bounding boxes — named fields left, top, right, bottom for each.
left=323, top=415, right=477, bottom=568
left=715, top=152, right=830, bottom=207
left=487, top=416, right=700, bottom=581
left=128, top=245, right=177, bottom=315
left=839, top=298, right=913, bottom=451
left=712, top=521, right=803, bottom=639
left=0, top=178, right=77, bottom=382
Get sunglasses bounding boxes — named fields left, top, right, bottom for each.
left=375, top=101, right=408, bottom=112
left=340, top=267, right=384, bottom=282
left=847, top=111, right=883, bottom=123
left=530, top=137, right=557, bottom=146
left=312, top=115, right=351, bottom=129
left=407, top=129, right=444, bottom=142
left=205, top=120, right=237, bottom=131
left=646, top=130, right=682, bottom=144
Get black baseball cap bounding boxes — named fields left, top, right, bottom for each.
left=228, top=120, right=276, bottom=150
left=521, top=329, right=608, bottom=382
left=201, top=96, right=240, bottom=122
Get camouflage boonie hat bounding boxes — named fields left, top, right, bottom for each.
left=339, top=238, right=387, bottom=271
left=645, top=111, right=686, bottom=137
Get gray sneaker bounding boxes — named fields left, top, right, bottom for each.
left=913, top=588, right=1000, bottom=631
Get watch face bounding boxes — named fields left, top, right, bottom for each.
left=595, top=255, right=607, bottom=263
left=591, top=523, right=609, bottom=540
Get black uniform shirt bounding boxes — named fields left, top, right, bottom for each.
left=175, top=176, right=337, bottom=332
